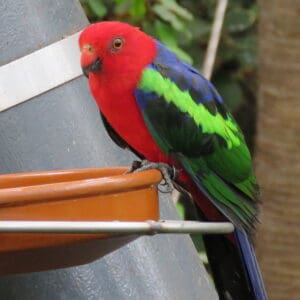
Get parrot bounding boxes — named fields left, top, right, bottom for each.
left=79, top=21, right=267, bottom=300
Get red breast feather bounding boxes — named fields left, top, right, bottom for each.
left=79, top=22, right=168, bottom=162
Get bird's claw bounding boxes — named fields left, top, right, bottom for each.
left=127, top=160, right=179, bottom=193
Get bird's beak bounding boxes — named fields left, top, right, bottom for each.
left=81, top=58, right=102, bottom=78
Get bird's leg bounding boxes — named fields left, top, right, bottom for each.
left=126, top=160, right=143, bottom=174
left=127, top=160, right=179, bottom=193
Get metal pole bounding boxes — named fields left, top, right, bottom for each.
left=0, top=220, right=234, bottom=234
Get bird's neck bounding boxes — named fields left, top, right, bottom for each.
left=88, top=45, right=168, bottom=162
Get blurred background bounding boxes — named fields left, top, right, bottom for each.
left=80, top=1, right=300, bottom=299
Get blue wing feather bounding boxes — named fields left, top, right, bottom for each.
left=153, top=41, right=223, bottom=104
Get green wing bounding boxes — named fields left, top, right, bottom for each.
left=135, top=66, right=259, bottom=232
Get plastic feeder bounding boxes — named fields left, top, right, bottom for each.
left=0, top=167, right=161, bottom=275
left=0, top=167, right=234, bottom=276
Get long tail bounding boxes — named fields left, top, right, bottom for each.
left=176, top=183, right=267, bottom=299
left=202, top=231, right=267, bottom=300
left=177, top=187, right=267, bottom=299
left=176, top=162, right=267, bottom=299
left=235, top=229, right=267, bottom=300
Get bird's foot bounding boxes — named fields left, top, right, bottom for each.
left=127, top=160, right=179, bottom=193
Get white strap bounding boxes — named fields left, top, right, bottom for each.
left=0, top=31, right=83, bottom=112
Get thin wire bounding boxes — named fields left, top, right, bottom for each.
left=202, top=0, right=228, bottom=80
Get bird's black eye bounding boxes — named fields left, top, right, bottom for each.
left=111, top=37, right=124, bottom=51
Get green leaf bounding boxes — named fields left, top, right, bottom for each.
left=225, top=8, right=257, bottom=33
left=176, top=202, right=185, bottom=219
left=141, top=20, right=156, bottom=37
left=87, top=0, right=107, bottom=18
left=187, top=19, right=211, bottom=40
left=114, top=0, right=132, bottom=16
left=153, top=4, right=184, bottom=31
left=169, top=45, right=193, bottom=64
left=191, top=234, right=206, bottom=256
left=154, top=21, right=177, bottom=47
left=113, top=0, right=126, bottom=4
left=129, top=0, right=146, bottom=18
left=80, top=0, right=95, bottom=19
left=214, top=77, right=245, bottom=112
left=154, top=21, right=193, bottom=64
left=236, top=34, right=257, bottom=67
left=159, top=0, right=193, bottom=21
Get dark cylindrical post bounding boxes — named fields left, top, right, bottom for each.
left=0, top=1, right=217, bottom=299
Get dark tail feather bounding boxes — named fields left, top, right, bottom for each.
left=203, top=234, right=254, bottom=300
left=203, top=230, right=267, bottom=300
left=235, top=229, right=267, bottom=300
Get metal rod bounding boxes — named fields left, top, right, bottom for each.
left=0, top=220, right=234, bottom=235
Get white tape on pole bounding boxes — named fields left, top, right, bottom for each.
left=0, top=31, right=83, bottom=112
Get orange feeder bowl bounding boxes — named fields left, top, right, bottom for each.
left=0, top=167, right=162, bottom=275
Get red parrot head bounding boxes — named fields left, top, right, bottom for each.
left=79, top=21, right=156, bottom=80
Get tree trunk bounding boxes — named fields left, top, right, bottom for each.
left=255, top=1, right=300, bottom=299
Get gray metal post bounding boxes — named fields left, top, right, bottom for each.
left=0, top=1, right=217, bottom=299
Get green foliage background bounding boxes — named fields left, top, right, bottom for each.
left=81, top=0, right=258, bottom=149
